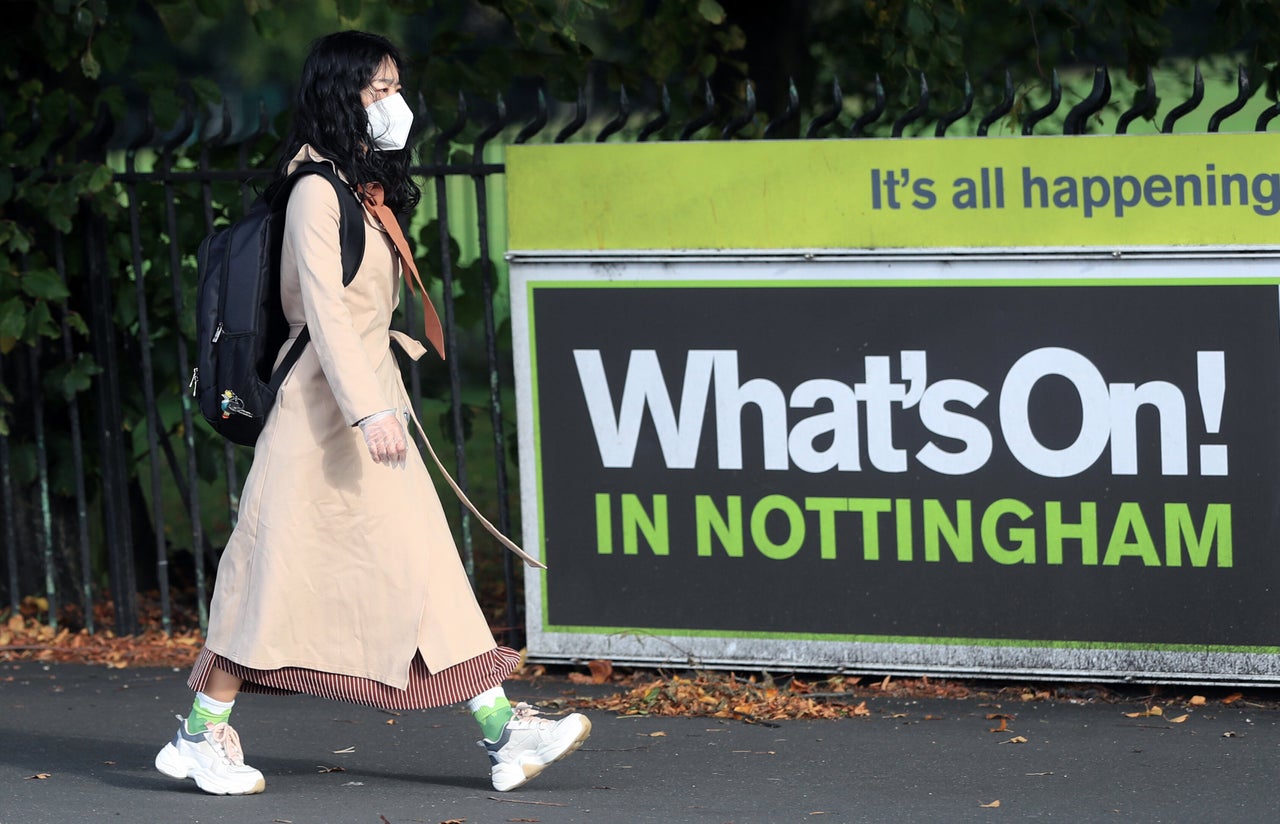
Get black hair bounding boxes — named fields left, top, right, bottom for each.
left=270, top=30, right=421, bottom=213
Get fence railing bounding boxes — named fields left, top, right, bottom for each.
left=1, top=63, right=1276, bottom=648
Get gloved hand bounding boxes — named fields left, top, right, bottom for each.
left=357, top=410, right=407, bottom=467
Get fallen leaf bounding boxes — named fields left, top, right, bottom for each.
left=24, top=773, right=51, bottom=780
left=1168, top=714, right=1190, bottom=723
left=332, top=746, right=355, bottom=754
left=1189, top=695, right=1207, bottom=706
left=989, top=718, right=1009, bottom=733
left=1000, top=736, right=1028, bottom=744
left=980, top=800, right=1001, bottom=808
left=646, top=731, right=667, bottom=737
left=341, top=781, right=364, bottom=786
left=385, top=719, right=397, bottom=725
left=317, top=765, right=346, bottom=773
left=587, top=659, right=614, bottom=683
left=1222, top=693, right=1243, bottom=705
left=566, top=672, right=594, bottom=684
left=1223, top=731, right=1238, bottom=738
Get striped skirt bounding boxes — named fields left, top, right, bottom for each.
left=187, top=646, right=522, bottom=710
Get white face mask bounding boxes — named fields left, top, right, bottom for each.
left=366, top=92, right=413, bottom=151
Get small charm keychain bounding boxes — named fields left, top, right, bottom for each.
left=220, top=390, right=253, bottom=419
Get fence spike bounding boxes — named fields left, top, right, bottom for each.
left=977, top=71, right=1014, bottom=136
left=555, top=87, right=588, bottom=143
left=1208, top=65, right=1251, bottom=132
left=1161, top=65, right=1203, bottom=133
left=638, top=84, right=670, bottom=142
left=207, top=98, right=234, bottom=148
left=1021, top=69, right=1061, bottom=135
left=49, top=102, right=81, bottom=154
left=596, top=85, right=631, bottom=142
left=764, top=77, right=800, bottom=138
left=934, top=73, right=973, bottom=137
left=1063, top=66, right=1110, bottom=135
left=891, top=72, right=930, bottom=137
left=850, top=74, right=886, bottom=137
left=1256, top=100, right=1280, bottom=131
left=680, top=81, right=717, bottom=140
left=237, top=100, right=271, bottom=169
left=721, top=80, right=757, bottom=139
left=80, top=100, right=114, bottom=156
left=406, top=90, right=432, bottom=146
left=474, top=94, right=508, bottom=157
left=433, top=91, right=469, bottom=160
left=514, top=87, right=548, bottom=144
left=1116, top=67, right=1156, bottom=134
left=124, top=105, right=156, bottom=174
left=159, top=87, right=197, bottom=155
left=804, top=77, right=843, bottom=138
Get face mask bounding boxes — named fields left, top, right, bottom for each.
left=366, top=92, right=413, bottom=151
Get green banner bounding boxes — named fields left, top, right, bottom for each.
left=507, top=133, right=1280, bottom=251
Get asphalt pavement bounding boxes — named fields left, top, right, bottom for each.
left=2, top=662, right=1278, bottom=824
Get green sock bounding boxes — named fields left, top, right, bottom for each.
left=473, top=696, right=514, bottom=741
left=185, top=694, right=233, bottom=735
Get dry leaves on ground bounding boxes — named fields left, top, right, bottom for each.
left=569, top=671, right=886, bottom=722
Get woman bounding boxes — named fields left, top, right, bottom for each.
left=154, top=31, right=589, bottom=796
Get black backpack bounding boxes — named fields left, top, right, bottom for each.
left=192, top=161, right=365, bottom=446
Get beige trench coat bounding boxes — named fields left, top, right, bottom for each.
left=204, top=146, right=497, bottom=689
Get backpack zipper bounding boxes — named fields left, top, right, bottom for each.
left=212, top=322, right=223, bottom=343
left=189, top=367, right=199, bottom=396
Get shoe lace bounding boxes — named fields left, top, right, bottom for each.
left=510, top=702, right=543, bottom=722
left=205, top=722, right=246, bottom=766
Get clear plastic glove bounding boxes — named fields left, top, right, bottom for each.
left=357, top=410, right=407, bottom=467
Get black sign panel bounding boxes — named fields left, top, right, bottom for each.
left=528, top=268, right=1280, bottom=653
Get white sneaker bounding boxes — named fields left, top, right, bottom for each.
left=480, top=702, right=592, bottom=791
left=155, top=716, right=266, bottom=795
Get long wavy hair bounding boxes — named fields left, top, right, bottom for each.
left=270, top=31, right=421, bottom=213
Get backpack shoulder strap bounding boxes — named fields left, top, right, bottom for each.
left=272, top=161, right=366, bottom=287
left=265, top=162, right=367, bottom=396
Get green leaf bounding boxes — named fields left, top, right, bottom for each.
left=86, top=165, right=113, bottom=193
left=151, top=0, right=196, bottom=41
left=0, top=297, right=25, bottom=340
left=336, top=0, right=364, bottom=22
left=189, top=76, right=222, bottom=106
left=66, top=310, right=89, bottom=336
left=73, top=6, right=95, bottom=35
left=79, top=48, right=100, bottom=80
left=26, top=300, right=55, bottom=339
left=196, top=0, right=230, bottom=16
left=20, top=269, right=69, bottom=301
left=697, top=0, right=726, bottom=25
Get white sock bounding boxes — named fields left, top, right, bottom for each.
left=465, top=686, right=507, bottom=714
left=195, top=691, right=235, bottom=713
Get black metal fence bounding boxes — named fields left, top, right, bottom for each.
left=1, top=63, right=1276, bottom=648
